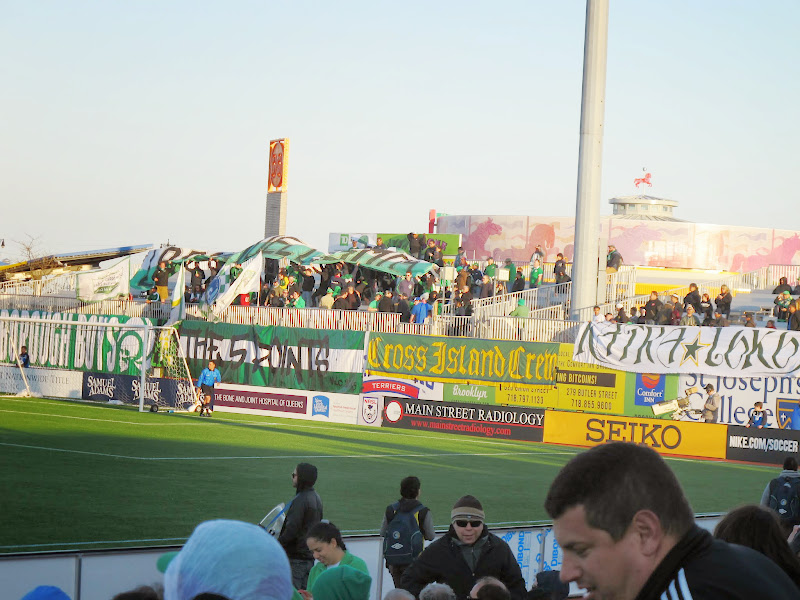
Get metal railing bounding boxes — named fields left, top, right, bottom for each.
left=486, top=316, right=581, bottom=343
left=0, top=273, right=77, bottom=297
left=570, top=268, right=763, bottom=321
left=759, top=265, right=800, bottom=289
left=0, top=294, right=170, bottom=321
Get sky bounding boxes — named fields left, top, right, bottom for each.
left=1, top=1, right=798, bottom=261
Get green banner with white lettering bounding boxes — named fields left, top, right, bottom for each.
left=0, top=310, right=154, bottom=375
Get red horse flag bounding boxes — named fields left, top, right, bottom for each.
left=634, top=172, right=652, bottom=188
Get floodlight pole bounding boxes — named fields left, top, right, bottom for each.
left=570, top=0, right=609, bottom=319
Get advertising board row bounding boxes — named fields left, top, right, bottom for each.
left=376, top=396, right=800, bottom=466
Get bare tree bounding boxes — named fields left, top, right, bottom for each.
left=13, top=234, right=59, bottom=279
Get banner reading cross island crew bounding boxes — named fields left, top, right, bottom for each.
left=574, top=321, right=800, bottom=377
left=366, top=333, right=558, bottom=386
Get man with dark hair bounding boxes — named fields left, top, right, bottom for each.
left=470, top=576, right=510, bottom=600
left=701, top=384, right=720, bottom=423
left=760, top=456, right=800, bottom=535
left=380, top=476, right=435, bottom=587
left=278, top=463, right=323, bottom=590
left=401, top=495, right=525, bottom=600
left=544, top=442, right=797, bottom=600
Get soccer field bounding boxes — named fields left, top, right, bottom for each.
left=0, top=395, right=776, bottom=554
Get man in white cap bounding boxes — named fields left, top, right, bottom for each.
left=400, top=495, right=525, bottom=600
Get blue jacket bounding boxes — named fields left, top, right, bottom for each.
left=197, top=367, right=221, bottom=387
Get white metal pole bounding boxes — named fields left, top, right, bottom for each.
left=569, top=0, right=610, bottom=319
left=139, top=324, right=151, bottom=412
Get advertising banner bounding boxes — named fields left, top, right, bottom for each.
left=358, top=395, right=383, bottom=427
left=76, top=257, right=130, bottom=303
left=0, top=365, right=82, bottom=398
left=362, top=375, right=444, bottom=400
left=178, top=321, right=365, bottom=394
left=443, top=383, right=496, bottom=404
left=213, top=383, right=360, bottom=424
left=382, top=397, right=545, bottom=442
left=0, top=310, right=155, bottom=376
left=81, top=371, right=195, bottom=408
left=542, top=410, right=728, bottom=459
left=367, top=333, right=558, bottom=386
left=328, top=233, right=378, bottom=253
left=725, top=425, right=800, bottom=465
left=574, top=321, right=800, bottom=377
left=678, top=374, right=800, bottom=429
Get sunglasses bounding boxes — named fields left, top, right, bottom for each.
left=454, top=519, right=483, bottom=528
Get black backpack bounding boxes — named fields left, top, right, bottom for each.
left=383, top=502, right=427, bottom=566
left=768, top=475, right=800, bottom=525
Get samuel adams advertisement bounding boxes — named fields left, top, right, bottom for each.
left=382, top=397, right=545, bottom=442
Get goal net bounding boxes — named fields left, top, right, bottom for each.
left=0, top=313, right=195, bottom=412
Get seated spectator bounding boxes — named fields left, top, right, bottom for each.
left=793, top=277, right=800, bottom=296
left=310, top=565, right=371, bottom=600
left=656, top=302, right=673, bottom=325
left=471, top=577, right=510, bottom=600
left=627, top=306, right=639, bottom=324
left=669, top=293, right=683, bottom=314
left=643, top=291, right=662, bottom=323
left=713, top=310, right=730, bottom=327
left=699, top=293, right=714, bottom=323
left=526, top=571, right=569, bottom=600
left=715, top=285, right=733, bottom=317
left=20, top=587, right=71, bottom=600
left=679, top=305, right=700, bottom=326
left=604, top=313, right=614, bottom=321
left=775, top=292, right=793, bottom=321
left=304, top=522, right=368, bottom=593
left=162, top=519, right=292, bottom=600
left=670, top=302, right=682, bottom=325
left=112, top=585, right=162, bottom=600
left=684, top=283, right=702, bottom=314
left=767, top=319, right=777, bottom=329
left=774, top=276, right=793, bottom=295
left=511, top=270, right=525, bottom=293
left=419, top=583, right=456, bottom=600
left=714, top=505, right=800, bottom=589
left=789, top=304, right=800, bottom=331
left=744, top=312, right=757, bottom=327
left=613, top=303, right=626, bottom=323
left=591, top=306, right=604, bottom=324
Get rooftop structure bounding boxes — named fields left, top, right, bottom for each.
left=607, top=195, right=682, bottom=221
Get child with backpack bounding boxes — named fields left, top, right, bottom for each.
left=380, top=476, right=435, bottom=587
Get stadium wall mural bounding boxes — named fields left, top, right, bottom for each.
left=436, top=214, right=800, bottom=271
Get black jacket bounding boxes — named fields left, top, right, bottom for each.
left=643, top=298, right=662, bottom=321
left=278, top=463, right=323, bottom=560
left=683, top=290, right=702, bottom=314
left=400, top=527, right=526, bottom=600
left=634, top=526, right=798, bottom=600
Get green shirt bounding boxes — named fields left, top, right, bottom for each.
left=306, top=551, right=369, bottom=592
left=484, top=264, right=497, bottom=277
left=529, top=266, right=543, bottom=287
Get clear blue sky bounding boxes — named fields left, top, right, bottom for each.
left=2, top=1, right=798, bottom=259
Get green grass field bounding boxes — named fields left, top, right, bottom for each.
left=0, top=395, right=776, bottom=554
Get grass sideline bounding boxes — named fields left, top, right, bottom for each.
left=0, top=395, right=775, bottom=554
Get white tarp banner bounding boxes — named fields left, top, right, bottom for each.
left=573, top=321, right=800, bottom=377
left=209, top=254, right=263, bottom=320
left=76, top=258, right=130, bottom=303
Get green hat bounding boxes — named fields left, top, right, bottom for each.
left=311, top=565, right=371, bottom=600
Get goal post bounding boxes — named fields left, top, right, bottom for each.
left=0, top=314, right=195, bottom=412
